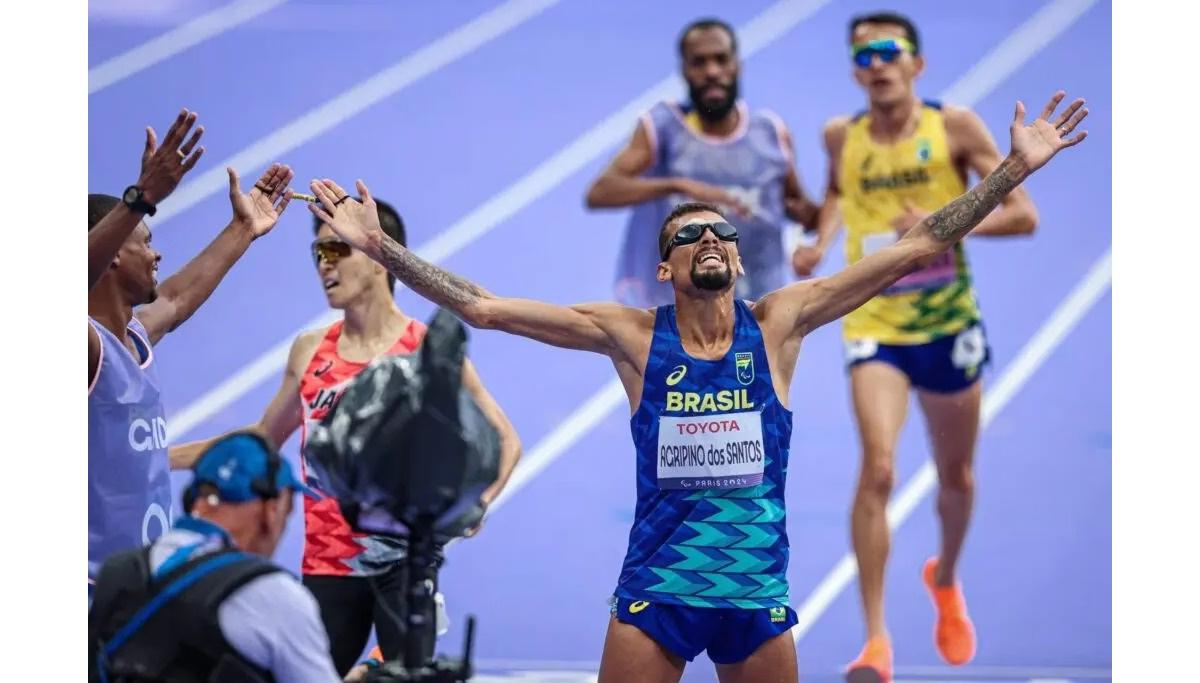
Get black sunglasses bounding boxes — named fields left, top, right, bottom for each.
left=662, top=221, right=739, bottom=260
left=311, top=237, right=352, bottom=266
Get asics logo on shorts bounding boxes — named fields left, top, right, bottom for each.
left=629, top=601, right=650, bottom=614
left=665, top=365, right=688, bottom=386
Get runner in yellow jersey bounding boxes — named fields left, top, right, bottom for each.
left=792, top=12, right=1045, bottom=683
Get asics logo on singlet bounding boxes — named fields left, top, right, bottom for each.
left=629, top=601, right=650, bottom=614
left=128, top=416, right=168, bottom=452
left=665, top=365, right=688, bottom=386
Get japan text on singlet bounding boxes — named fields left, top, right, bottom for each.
left=298, top=318, right=426, bottom=577
left=615, top=300, right=793, bottom=609
left=88, top=316, right=173, bottom=583
left=615, top=101, right=793, bottom=308
left=837, top=101, right=982, bottom=345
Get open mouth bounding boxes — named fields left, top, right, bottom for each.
left=695, top=250, right=726, bottom=267
left=323, top=276, right=340, bottom=292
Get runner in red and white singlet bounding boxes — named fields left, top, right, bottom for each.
left=171, top=197, right=522, bottom=675
left=297, top=317, right=426, bottom=576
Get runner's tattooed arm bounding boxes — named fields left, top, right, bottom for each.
left=757, top=91, right=1089, bottom=341
left=305, top=179, right=653, bottom=358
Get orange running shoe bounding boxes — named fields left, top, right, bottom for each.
left=844, top=634, right=893, bottom=683
left=922, top=556, right=977, bottom=665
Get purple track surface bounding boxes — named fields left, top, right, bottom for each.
left=90, top=1, right=1111, bottom=680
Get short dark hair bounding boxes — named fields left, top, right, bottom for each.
left=848, top=11, right=921, bottom=55
left=89, top=193, right=121, bottom=232
left=678, top=18, right=738, bottom=59
left=659, top=201, right=726, bottom=259
left=312, top=197, right=406, bottom=293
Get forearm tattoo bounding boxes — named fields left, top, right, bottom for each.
left=379, top=234, right=484, bottom=308
left=924, top=156, right=1028, bottom=242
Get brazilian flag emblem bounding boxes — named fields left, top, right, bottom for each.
left=916, top=138, right=932, bottom=163
left=735, top=352, right=754, bottom=386
left=770, top=606, right=787, bottom=623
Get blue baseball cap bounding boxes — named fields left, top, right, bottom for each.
left=188, top=432, right=321, bottom=504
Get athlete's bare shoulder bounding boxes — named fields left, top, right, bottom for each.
left=940, top=104, right=1002, bottom=169
left=286, top=327, right=328, bottom=377
left=819, top=115, right=854, bottom=195
left=940, top=103, right=980, bottom=124
left=940, top=104, right=989, bottom=142
left=824, top=114, right=854, bottom=132
left=823, top=115, right=853, bottom=155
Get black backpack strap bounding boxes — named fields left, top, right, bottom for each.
left=177, top=555, right=283, bottom=683
left=101, top=548, right=284, bottom=683
left=105, top=551, right=249, bottom=654
left=89, top=548, right=154, bottom=682
left=89, top=547, right=151, bottom=630
left=94, top=549, right=251, bottom=681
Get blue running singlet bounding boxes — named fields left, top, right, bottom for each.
left=615, top=300, right=793, bottom=610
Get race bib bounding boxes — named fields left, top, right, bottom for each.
left=657, top=411, right=766, bottom=490
left=951, top=325, right=986, bottom=370
left=844, top=338, right=879, bottom=363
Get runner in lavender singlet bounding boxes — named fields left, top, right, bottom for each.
left=88, top=315, right=173, bottom=583
left=585, top=18, right=820, bottom=308
left=88, top=109, right=296, bottom=595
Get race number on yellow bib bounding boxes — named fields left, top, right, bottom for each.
left=657, top=411, right=766, bottom=490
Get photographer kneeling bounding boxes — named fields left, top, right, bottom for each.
left=89, top=431, right=345, bottom=682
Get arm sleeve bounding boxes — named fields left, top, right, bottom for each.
left=218, top=572, right=343, bottom=682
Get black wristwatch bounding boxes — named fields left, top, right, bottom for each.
left=122, top=185, right=157, bottom=217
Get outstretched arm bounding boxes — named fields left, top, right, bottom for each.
left=760, top=91, right=1088, bottom=339
left=89, top=109, right=205, bottom=290
left=947, top=106, right=1039, bottom=237
left=306, top=179, right=650, bottom=358
left=889, top=107, right=1041, bottom=239
left=136, top=164, right=294, bottom=345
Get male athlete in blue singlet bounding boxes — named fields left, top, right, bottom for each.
left=304, top=89, right=1088, bottom=682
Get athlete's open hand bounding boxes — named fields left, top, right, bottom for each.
left=309, top=178, right=386, bottom=257
left=1009, top=90, right=1088, bottom=174
left=138, top=108, right=205, bottom=204
left=229, top=163, right=294, bottom=239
